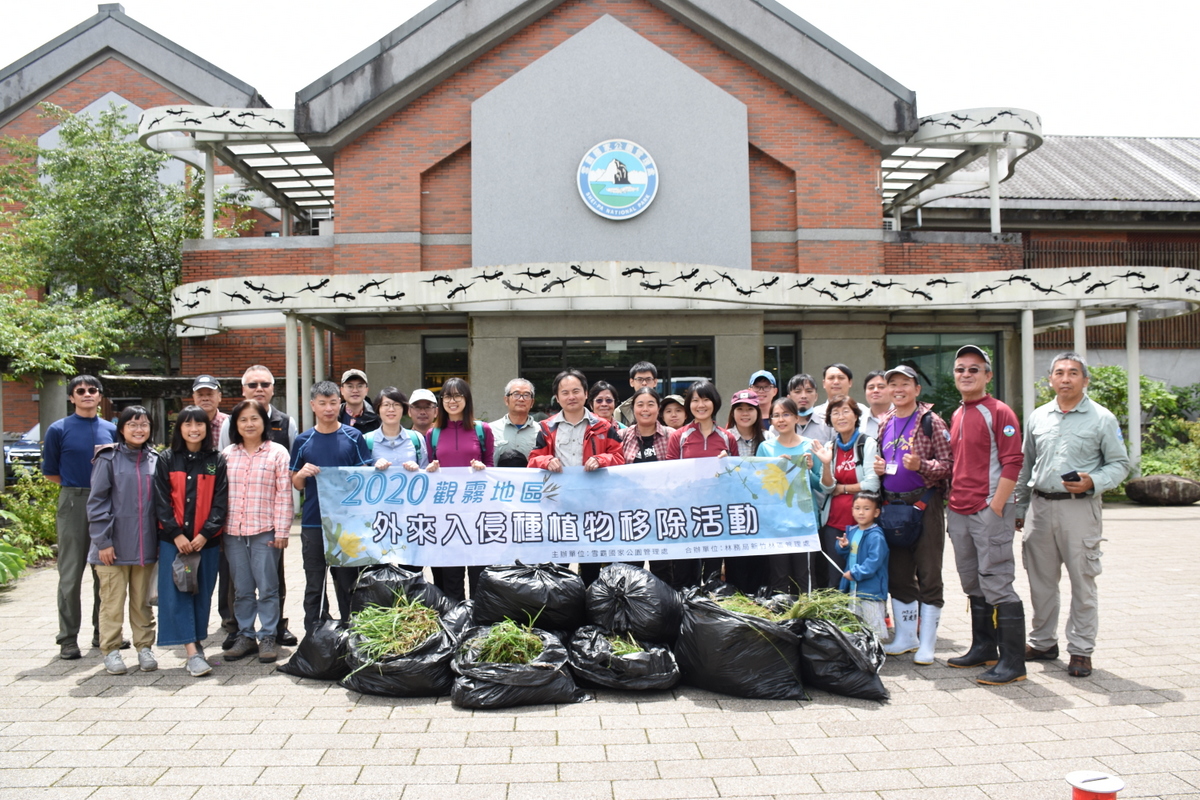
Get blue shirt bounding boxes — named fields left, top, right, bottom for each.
left=289, top=425, right=373, bottom=528
left=42, top=414, right=118, bottom=487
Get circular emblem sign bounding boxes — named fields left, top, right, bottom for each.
left=578, top=139, right=659, bottom=220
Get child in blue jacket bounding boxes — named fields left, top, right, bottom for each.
left=836, top=492, right=889, bottom=639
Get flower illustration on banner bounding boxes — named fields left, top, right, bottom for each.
left=760, top=463, right=791, bottom=499
left=339, top=530, right=365, bottom=559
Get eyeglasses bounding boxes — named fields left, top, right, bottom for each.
left=442, top=394, right=465, bottom=401
left=244, top=382, right=273, bottom=389
left=752, top=383, right=774, bottom=391
left=592, top=397, right=615, bottom=405
left=954, top=366, right=986, bottom=375
left=73, top=387, right=100, bottom=396
left=632, top=376, right=657, bottom=385
left=378, top=402, right=405, bottom=411
left=124, top=421, right=151, bottom=429
left=770, top=413, right=795, bottom=420
left=506, top=392, right=533, bottom=400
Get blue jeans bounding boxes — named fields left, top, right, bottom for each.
left=157, top=541, right=219, bottom=647
left=225, top=531, right=282, bottom=640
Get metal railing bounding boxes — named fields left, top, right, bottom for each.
left=1024, top=241, right=1200, bottom=271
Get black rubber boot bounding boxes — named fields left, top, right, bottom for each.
left=947, top=595, right=998, bottom=668
left=977, top=601, right=1027, bottom=685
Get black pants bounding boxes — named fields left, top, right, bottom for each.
left=818, top=525, right=848, bottom=589
left=724, top=555, right=769, bottom=595
left=432, top=565, right=486, bottom=604
left=300, top=527, right=359, bottom=631
left=648, top=559, right=701, bottom=591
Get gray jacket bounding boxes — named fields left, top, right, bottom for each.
left=87, top=443, right=160, bottom=566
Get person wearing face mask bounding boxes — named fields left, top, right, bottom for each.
left=782, top=373, right=833, bottom=443
left=811, top=363, right=871, bottom=427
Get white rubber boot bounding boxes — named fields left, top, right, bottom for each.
left=884, top=600, right=919, bottom=655
left=914, top=603, right=942, bottom=665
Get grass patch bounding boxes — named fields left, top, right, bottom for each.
left=714, top=592, right=778, bottom=619
left=349, top=595, right=442, bottom=661
left=473, top=619, right=544, bottom=664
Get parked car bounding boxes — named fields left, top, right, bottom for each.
left=4, top=424, right=41, bottom=483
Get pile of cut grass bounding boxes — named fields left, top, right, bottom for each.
left=349, top=595, right=442, bottom=661
left=782, top=588, right=867, bottom=634
left=714, top=592, right=778, bottom=620
left=606, top=632, right=643, bottom=657
left=474, top=619, right=544, bottom=664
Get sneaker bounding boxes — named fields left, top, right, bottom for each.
left=222, top=635, right=259, bottom=661
left=59, top=640, right=82, bottom=660
left=103, top=651, right=128, bottom=675
left=137, top=647, right=158, bottom=672
left=186, top=654, right=212, bottom=677
left=257, top=636, right=278, bottom=663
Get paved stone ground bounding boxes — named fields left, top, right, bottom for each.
left=1, top=503, right=1198, bottom=800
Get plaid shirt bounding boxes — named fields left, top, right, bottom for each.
left=877, top=401, right=953, bottom=494
left=620, top=423, right=671, bottom=464
left=222, top=440, right=293, bottom=538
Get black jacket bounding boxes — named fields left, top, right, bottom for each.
left=154, top=448, right=228, bottom=549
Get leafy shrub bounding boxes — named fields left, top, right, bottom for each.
left=1035, top=365, right=1187, bottom=445
left=0, top=543, right=26, bottom=585
left=0, top=469, right=60, bottom=565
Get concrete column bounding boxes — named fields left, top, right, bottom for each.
left=313, top=327, right=327, bottom=382
left=300, top=319, right=314, bottom=430
left=1073, top=307, right=1087, bottom=360
left=281, top=210, right=291, bottom=238
left=1126, top=308, right=1141, bottom=477
left=284, top=314, right=299, bottom=433
left=1021, top=308, right=1035, bottom=424
left=988, top=147, right=1001, bottom=234
left=203, top=146, right=215, bottom=240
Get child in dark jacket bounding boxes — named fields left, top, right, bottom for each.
left=836, top=492, right=889, bottom=639
left=88, top=406, right=160, bottom=675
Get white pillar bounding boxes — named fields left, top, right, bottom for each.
left=281, top=210, right=291, bottom=238
left=1073, top=308, right=1087, bottom=360
left=284, top=313, right=299, bottom=433
left=1022, top=308, right=1036, bottom=425
left=313, top=327, right=327, bottom=382
left=1126, top=308, right=1141, bottom=477
left=988, top=147, right=1001, bottom=234
left=203, top=146, right=215, bottom=240
left=300, top=319, right=314, bottom=430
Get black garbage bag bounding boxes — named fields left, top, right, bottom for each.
left=277, top=620, right=351, bottom=681
left=472, top=562, right=586, bottom=631
left=442, top=599, right=474, bottom=639
left=567, top=625, right=679, bottom=691
left=586, top=563, right=682, bottom=644
left=340, top=626, right=456, bottom=697
left=451, top=625, right=590, bottom=709
left=795, top=618, right=889, bottom=702
left=674, top=591, right=805, bottom=700
left=349, top=564, right=451, bottom=616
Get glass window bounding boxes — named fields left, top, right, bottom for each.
left=519, top=337, right=715, bottom=415
left=422, top=336, right=468, bottom=392
left=763, top=333, right=797, bottom=387
left=885, top=332, right=1001, bottom=419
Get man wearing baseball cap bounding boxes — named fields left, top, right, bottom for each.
left=408, top=388, right=438, bottom=438
left=749, top=370, right=777, bottom=431
left=873, top=365, right=953, bottom=666
left=945, top=345, right=1026, bottom=685
left=338, top=369, right=380, bottom=434
left=192, top=374, right=228, bottom=451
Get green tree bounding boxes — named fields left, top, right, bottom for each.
left=1035, top=364, right=1184, bottom=445
left=0, top=102, right=251, bottom=374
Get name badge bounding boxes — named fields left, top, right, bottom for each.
left=885, top=462, right=898, bottom=475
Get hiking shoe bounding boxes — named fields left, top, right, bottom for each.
left=103, top=651, right=128, bottom=675
left=257, top=636, right=278, bottom=663
left=222, top=636, right=258, bottom=661
left=137, top=647, right=158, bottom=672
left=1025, top=643, right=1059, bottom=661
left=60, top=640, right=82, bottom=660
left=186, top=654, right=212, bottom=677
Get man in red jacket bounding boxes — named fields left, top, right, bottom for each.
left=528, top=369, right=624, bottom=472
left=945, top=345, right=1026, bottom=686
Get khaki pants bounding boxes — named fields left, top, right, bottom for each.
left=1022, top=495, right=1104, bottom=657
left=95, top=564, right=156, bottom=653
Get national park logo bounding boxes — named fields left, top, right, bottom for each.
left=577, top=139, right=659, bottom=220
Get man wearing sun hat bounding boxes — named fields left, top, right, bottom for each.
left=945, top=345, right=1026, bottom=686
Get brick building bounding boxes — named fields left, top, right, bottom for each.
left=5, top=1, right=1197, bottom=471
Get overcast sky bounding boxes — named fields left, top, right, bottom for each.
left=2, top=0, right=1195, bottom=138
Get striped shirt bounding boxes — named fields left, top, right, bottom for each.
left=222, top=440, right=293, bottom=538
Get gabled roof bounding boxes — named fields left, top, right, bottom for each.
left=295, top=0, right=917, bottom=156
left=942, top=136, right=1200, bottom=209
left=0, top=3, right=267, bottom=127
